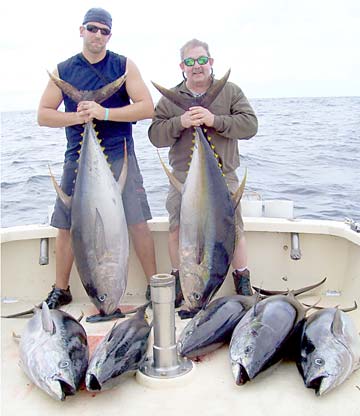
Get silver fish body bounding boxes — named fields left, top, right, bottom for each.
left=70, top=123, right=129, bottom=315
left=297, top=308, right=360, bottom=396
left=19, top=302, right=88, bottom=401
left=48, top=73, right=129, bottom=318
left=86, top=306, right=151, bottom=391
left=229, top=294, right=305, bottom=385
left=179, top=128, right=236, bottom=311
left=178, top=295, right=255, bottom=358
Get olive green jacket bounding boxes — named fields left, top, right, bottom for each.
left=148, top=79, right=258, bottom=174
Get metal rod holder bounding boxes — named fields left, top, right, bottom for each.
left=39, top=238, right=49, bottom=265
left=139, top=273, right=193, bottom=379
left=290, top=233, right=301, bottom=260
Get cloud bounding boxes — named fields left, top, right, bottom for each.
left=1, top=0, right=359, bottom=111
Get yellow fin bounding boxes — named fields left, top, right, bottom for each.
left=157, top=150, right=183, bottom=193
left=232, top=168, right=247, bottom=208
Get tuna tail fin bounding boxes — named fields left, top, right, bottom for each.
left=200, top=69, right=231, bottom=108
left=157, top=150, right=183, bottom=193
left=2, top=307, right=36, bottom=318
left=48, top=164, right=72, bottom=209
left=47, top=70, right=127, bottom=104
left=301, top=300, right=357, bottom=313
left=232, top=168, right=247, bottom=209
left=253, top=277, right=327, bottom=297
left=151, top=69, right=231, bottom=111
left=117, top=141, right=128, bottom=193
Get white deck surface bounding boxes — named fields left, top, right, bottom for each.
left=2, top=219, right=360, bottom=415
left=2, top=295, right=360, bottom=416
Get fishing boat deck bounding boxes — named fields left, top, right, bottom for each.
left=1, top=218, right=360, bottom=415
left=2, top=297, right=360, bottom=416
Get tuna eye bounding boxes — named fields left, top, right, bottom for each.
left=244, top=346, right=253, bottom=355
left=59, top=360, right=70, bottom=369
left=186, top=330, right=193, bottom=336
left=98, top=294, right=107, bottom=302
left=314, top=358, right=324, bottom=366
left=193, top=293, right=201, bottom=301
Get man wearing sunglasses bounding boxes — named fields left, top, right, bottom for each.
left=149, top=38, right=258, bottom=301
left=37, top=8, right=157, bottom=309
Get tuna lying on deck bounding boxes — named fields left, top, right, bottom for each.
left=178, top=278, right=327, bottom=359
left=297, top=307, right=360, bottom=396
left=18, top=302, right=88, bottom=401
left=86, top=304, right=151, bottom=391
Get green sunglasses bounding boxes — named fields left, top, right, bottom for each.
left=183, top=56, right=209, bottom=66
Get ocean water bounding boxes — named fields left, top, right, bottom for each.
left=1, top=96, right=359, bottom=228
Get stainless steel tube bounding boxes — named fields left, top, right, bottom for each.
left=139, top=273, right=193, bottom=379
left=151, top=274, right=178, bottom=370
left=290, top=233, right=301, bottom=260
left=39, top=238, right=49, bottom=265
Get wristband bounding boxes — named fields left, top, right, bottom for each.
left=104, top=108, right=109, bottom=121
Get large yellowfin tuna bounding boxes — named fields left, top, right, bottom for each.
left=48, top=72, right=129, bottom=323
left=86, top=303, right=151, bottom=391
left=297, top=307, right=360, bottom=396
left=18, top=302, right=88, bottom=401
left=153, top=71, right=246, bottom=316
left=229, top=293, right=307, bottom=385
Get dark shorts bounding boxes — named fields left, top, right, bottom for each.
left=51, top=153, right=152, bottom=229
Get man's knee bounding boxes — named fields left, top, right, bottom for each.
left=129, top=222, right=151, bottom=238
left=169, top=226, right=179, bottom=240
left=57, top=228, right=71, bottom=241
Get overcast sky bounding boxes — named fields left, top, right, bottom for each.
left=1, top=0, right=359, bottom=111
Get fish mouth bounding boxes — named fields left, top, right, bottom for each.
left=86, top=373, right=102, bottom=391
left=59, top=379, right=76, bottom=398
left=306, top=376, right=325, bottom=395
left=232, top=363, right=250, bottom=386
left=49, top=378, right=76, bottom=401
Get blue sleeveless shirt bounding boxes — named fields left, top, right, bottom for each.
left=58, top=51, right=134, bottom=161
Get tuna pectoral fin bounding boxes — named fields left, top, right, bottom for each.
left=48, top=165, right=72, bottom=209
left=232, top=169, right=247, bottom=209
left=47, top=71, right=127, bottom=104
left=41, top=302, right=56, bottom=334
left=95, top=209, right=108, bottom=262
left=331, top=308, right=346, bottom=338
left=157, top=150, right=183, bottom=193
left=118, top=141, right=128, bottom=193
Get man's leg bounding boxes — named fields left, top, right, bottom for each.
left=232, top=234, right=247, bottom=270
left=44, top=228, right=73, bottom=308
left=232, top=234, right=253, bottom=296
left=226, top=170, right=253, bottom=296
left=55, top=228, right=74, bottom=289
left=167, top=225, right=183, bottom=307
left=128, top=222, right=157, bottom=283
left=168, top=225, right=180, bottom=270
